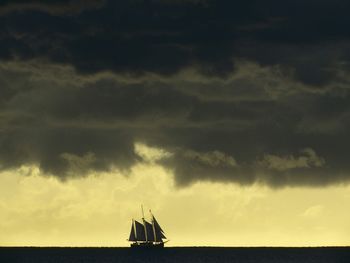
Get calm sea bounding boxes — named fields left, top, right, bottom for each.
left=1, top=247, right=349, bottom=263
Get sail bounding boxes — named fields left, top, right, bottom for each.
left=134, top=220, right=146, bottom=241
left=159, top=230, right=166, bottom=239
left=152, top=216, right=166, bottom=238
left=152, top=215, right=166, bottom=240
left=145, top=221, right=155, bottom=241
left=152, top=216, right=164, bottom=233
left=154, top=226, right=165, bottom=242
left=128, top=221, right=136, bottom=241
left=156, top=228, right=166, bottom=239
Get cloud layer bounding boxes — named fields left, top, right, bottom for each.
left=1, top=0, right=350, bottom=187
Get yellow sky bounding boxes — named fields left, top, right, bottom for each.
left=0, top=144, right=350, bottom=247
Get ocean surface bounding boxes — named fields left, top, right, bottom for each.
left=1, top=247, right=349, bottom=263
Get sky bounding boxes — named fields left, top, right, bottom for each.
left=1, top=0, right=350, bottom=247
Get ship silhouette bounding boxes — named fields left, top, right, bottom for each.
left=128, top=206, right=167, bottom=248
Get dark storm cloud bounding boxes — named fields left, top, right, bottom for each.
left=0, top=0, right=106, bottom=16
left=1, top=0, right=350, bottom=187
left=1, top=0, right=349, bottom=83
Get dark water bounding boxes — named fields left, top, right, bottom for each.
left=1, top=247, right=349, bottom=263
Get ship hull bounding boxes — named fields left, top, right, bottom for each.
left=130, top=242, right=164, bottom=248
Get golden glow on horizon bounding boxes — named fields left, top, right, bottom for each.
left=0, top=145, right=350, bottom=247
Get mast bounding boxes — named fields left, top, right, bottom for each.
left=133, top=219, right=137, bottom=240
left=141, top=205, right=148, bottom=242
left=150, top=210, right=157, bottom=243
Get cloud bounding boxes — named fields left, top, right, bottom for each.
left=182, top=150, right=237, bottom=168
left=134, top=143, right=172, bottom=163
left=60, top=152, right=97, bottom=176
left=1, top=1, right=350, bottom=187
left=1, top=59, right=350, bottom=187
left=301, top=205, right=324, bottom=218
left=258, top=148, right=325, bottom=171
left=0, top=0, right=106, bottom=16
left=0, top=0, right=350, bottom=86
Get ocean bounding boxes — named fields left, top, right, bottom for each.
left=1, top=247, right=349, bottom=263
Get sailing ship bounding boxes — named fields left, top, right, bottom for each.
left=128, top=206, right=167, bottom=247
